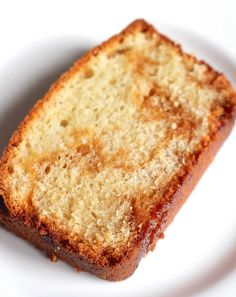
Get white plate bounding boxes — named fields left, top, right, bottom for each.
left=0, top=21, right=236, bottom=297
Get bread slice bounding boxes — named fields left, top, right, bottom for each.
left=0, top=20, right=236, bottom=281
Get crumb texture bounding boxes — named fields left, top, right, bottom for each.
left=1, top=20, right=235, bottom=260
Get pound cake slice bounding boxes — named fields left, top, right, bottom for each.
left=0, top=20, right=236, bottom=281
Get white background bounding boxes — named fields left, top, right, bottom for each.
left=0, top=0, right=235, bottom=59
left=0, top=0, right=235, bottom=296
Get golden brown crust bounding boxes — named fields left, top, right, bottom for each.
left=0, top=19, right=236, bottom=281
left=0, top=202, right=142, bottom=280
left=145, top=111, right=236, bottom=251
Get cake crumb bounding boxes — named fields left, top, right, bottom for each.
left=75, top=267, right=81, bottom=272
left=171, top=122, right=177, bottom=130
left=50, top=254, right=58, bottom=262
left=173, top=101, right=179, bottom=107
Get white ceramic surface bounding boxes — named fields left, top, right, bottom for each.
left=0, top=1, right=235, bottom=296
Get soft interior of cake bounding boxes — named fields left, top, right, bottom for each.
left=5, top=29, right=226, bottom=255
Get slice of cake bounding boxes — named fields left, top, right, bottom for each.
left=0, top=19, right=235, bottom=281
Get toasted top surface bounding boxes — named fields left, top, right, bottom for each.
left=1, top=20, right=235, bottom=262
